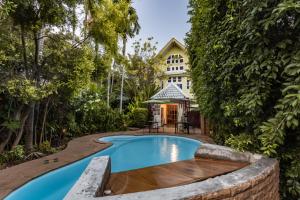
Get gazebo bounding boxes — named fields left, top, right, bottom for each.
left=145, top=83, right=190, bottom=129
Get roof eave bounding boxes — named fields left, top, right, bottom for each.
left=156, top=38, right=187, bottom=58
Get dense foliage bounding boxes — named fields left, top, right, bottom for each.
left=0, top=145, right=25, bottom=165
left=127, top=107, right=148, bottom=128
left=186, top=0, right=300, bottom=198
left=0, top=0, right=141, bottom=165
left=69, top=87, right=127, bottom=133
left=125, top=38, right=161, bottom=104
left=124, top=38, right=162, bottom=127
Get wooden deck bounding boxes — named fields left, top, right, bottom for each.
left=105, top=158, right=249, bottom=195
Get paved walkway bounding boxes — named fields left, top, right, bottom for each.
left=0, top=130, right=213, bottom=199
left=106, top=158, right=248, bottom=195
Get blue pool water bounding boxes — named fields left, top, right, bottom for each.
left=5, top=135, right=201, bottom=200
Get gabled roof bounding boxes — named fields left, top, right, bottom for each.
left=151, top=83, right=189, bottom=100
left=157, top=38, right=186, bottom=57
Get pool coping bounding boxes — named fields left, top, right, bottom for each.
left=0, top=131, right=213, bottom=199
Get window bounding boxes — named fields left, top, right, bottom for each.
left=173, top=77, right=176, bottom=82
left=166, top=54, right=184, bottom=64
left=176, top=67, right=178, bottom=70
left=167, top=67, right=170, bottom=71
left=168, top=77, right=171, bottom=82
left=177, top=84, right=182, bottom=89
left=180, top=66, right=184, bottom=70
left=178, top=77, right=182, bottom=82
left=187, top=80, right=190, bottom=89
left=172, top=67, right=174, bottom=71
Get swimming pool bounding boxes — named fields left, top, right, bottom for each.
left=5, top=135, right=201, bottom=200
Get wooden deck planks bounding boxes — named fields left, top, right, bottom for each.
left=105, top=158, right=249, bottom=195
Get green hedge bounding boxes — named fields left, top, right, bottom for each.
left=67, top=90, right=127, bottom=135
left=187, top=0, right=300, bottom=199
left=127, top=108, right=148, bottom=128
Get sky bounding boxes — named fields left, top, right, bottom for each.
left=127, top=0, right=191, bottom=54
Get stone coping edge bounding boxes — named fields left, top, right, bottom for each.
left=194, top=143, right=263, bottom=163
left=64, top=156, right=111, bottom=200
left=65, top=143, right=278, bottom=200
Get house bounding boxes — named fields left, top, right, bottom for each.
left=146, top=38, right=209, bottom=134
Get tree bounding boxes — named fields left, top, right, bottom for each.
left=0, top=0, right=129, bottom=154
left=186, top=0, right=300, bottom=199
left=126, top=38, right=162, bottom=106
left=1, top=0, right=80, bottom=151
left=84, top=0, right=139, bottom=111
left=116, top=0, right=140, bottom=113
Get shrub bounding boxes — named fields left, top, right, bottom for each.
left=127, top=107, right=148, bottom=128
left=38, top=141, right=57, bottom=154
left=69, top=89, right=127, bottom=134
left=0, top=145, right=25, bottom=164
left=225, top=134, right=254, bottom=152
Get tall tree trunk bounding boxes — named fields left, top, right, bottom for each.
left=34, top=103, right=40, bottom=145
left=25, top=103, right=35, bottom=152
left=0, top=131, right=13, bottom=154
left=120, top=66, right=125, bottom=113
left=110, top=72, right=114, bottom=94
left=83, top=1, right=90, bottom=38
left=25, top=27, right=44, bottom=151
left=20, top=23, right=28, bottom=77
left=23, top=31, right=40, bottom=152
left=32, top=27, right=44, bottom=82
left=12, top=109, right=29, bottom=148
left=72, top=6, right=76, bottom=44
left=38, top=27, right=44, bottom=62
left=107, top=59, right=114, bottom=108
left=0, top=128, right=5, bottom=152
left=34, top=27, right=45, bottom=145
left=39, top=98, right=50, bottom=145
left=0, top=106, right=23, bottom=153
left=107, top=71, right=111, bottom=108
left=119, top=37, right=127, bottom=113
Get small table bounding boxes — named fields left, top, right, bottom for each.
left=175, top=122, right=190, bottom=134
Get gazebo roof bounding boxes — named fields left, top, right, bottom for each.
left=151, top=83, right=189, bottom=100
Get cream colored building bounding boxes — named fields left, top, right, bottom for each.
left=157, top=38, right=193, bottom=99
left=147, top=38, right=200, bottom=129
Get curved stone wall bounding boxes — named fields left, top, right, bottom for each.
left=65, top=142, right=280, bottom=200
left=191, top=143, right=280, bottom=200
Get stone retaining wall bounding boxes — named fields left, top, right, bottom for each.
left=190, top=144, right=280, bottom=200
left=65, top=143, right=279, bottom=200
